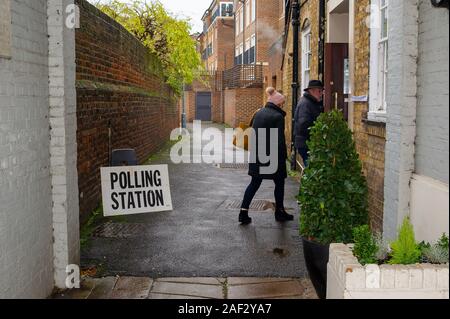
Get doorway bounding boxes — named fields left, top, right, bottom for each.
left=325, top=0, right=350, bottom=121
left=195, top=92, right=212, bottom=121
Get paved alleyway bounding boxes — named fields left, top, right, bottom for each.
left=76, top=123, right=314, bottom=299
left=54, top=276, right=317, bottom=299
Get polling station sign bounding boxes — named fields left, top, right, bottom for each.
left=101, top=165, right=173, bottom=217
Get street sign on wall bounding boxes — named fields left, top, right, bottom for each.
left=101, top=165, right=173, bottom=217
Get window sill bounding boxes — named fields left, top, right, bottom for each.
left=362, top=118, right=386, bottom=128
left=366, top=111, right=387, bottom=124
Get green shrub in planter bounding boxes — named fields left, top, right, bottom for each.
left=352, top=225, right=378, bottom=265
left=422, top=233, right=449, bottom=264
left=299, top=110, right=369, bottom=245
left=388, top=217, right=421, bottom=265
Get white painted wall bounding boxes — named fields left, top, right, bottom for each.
left=410, top=0, right=450, bottom=245
left=0, top=0, right=80, bottom=298
left=410, top=174, right=449, bottom=243
left=0, top=0, right=54, bottom=299
left=415, top=1, right=449, bottom=185
left=383, top=0, right=419, bottom=240
left=48, top=0, right=80, bottom=290
left=384, top=1, right=449, bottom=241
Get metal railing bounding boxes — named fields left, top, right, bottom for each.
left=223, top=64, right=263, bottom=89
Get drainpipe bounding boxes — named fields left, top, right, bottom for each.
left=291, top=0, right=300, bottom=170
left=181, top=83, right=187, bottom=129
left=318, top=0, right=326, bottom=82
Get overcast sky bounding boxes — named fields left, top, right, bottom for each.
left=92, top=0, right=213, bottom=33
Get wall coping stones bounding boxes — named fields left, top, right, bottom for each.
left=328, top=244, right=449, bottom=298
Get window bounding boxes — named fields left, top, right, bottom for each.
left=301, top=27, right=311, bottom=92
left=251, top=0, right=256, bottom=22
left=249, top=34, right=256, bottom=64
left=240, top=7, right=244, bottom=33
left=246, top=0, right=251, bottom=27
left=369, top=0, right=389, bottom=122
left=235, top=8, right=241, bottom=35
left=235, top=44, right=243, bottom=65
left=221, top=2, right=233, bottom=17
left=244, top=38, right=251, bottom=64
left=0, top=0, right=11, bottom=58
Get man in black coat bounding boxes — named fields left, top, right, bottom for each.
left=239, top=91, right=294, bottom=225
left=294, top=80, right=325, bottom=166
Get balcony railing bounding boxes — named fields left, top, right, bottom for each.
left=223, top=64, right=263, bottom=89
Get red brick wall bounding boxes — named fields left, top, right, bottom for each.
left=256, top=0, right=282, bottom=63
left=224, top=88, right=264, bottom=127
left=75, top=0, right=179, bottom=223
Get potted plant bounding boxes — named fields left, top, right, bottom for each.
left=298, top=110, right=369, bottom=299
left=327, top=217, right=449, bottom=299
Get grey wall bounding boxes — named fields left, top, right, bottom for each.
left=0, top=0, right=54, bottom=298
left=415, top=0, right=449, bottom=184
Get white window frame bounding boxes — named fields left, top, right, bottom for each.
left=250, top=34, right=256, bottom=64
left=301, top=27, right=311, bottom=92
left=246, top=0, right=251, bottom=26
left=251, top=0, right=256, bottom=22
left=369, top=0, right=388, bottom=123
left=239, top=7, right=244, bottom=33
left=235, top=8, right=241, bottom=35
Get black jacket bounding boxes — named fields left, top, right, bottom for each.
left=294, top=93, right=324, bottom=149
left=248, top=103, right=287, bottom=180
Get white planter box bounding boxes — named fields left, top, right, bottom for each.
left=327, top=243, right=449, bottom=299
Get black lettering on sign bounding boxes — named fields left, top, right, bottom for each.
left=127, top=172, right=134, bottom=189
left=147, top=190, right=156, bottom=207
left=111, top=173, right=119, bottom=190
left=111, top=192, right=119, bottom=210
left=119, top=192, right=126, bottom=209
left=134, top=191, right=142, bottom=208
left=145, top=171, right=154, bottom=187
left=134, top=171, right=142, bottom=188
left=154, top=170, right=162, bottom=187
left=128, top=192, right=136, bottom=209
left=155, top=189, right=164, bottom=206
left=119, top=173, right=127, bottom=189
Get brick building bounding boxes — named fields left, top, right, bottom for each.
left=222, top=0, right=287, bottom=127
left=267, top=1, right=288, bottom=95
left=281, top=0, right=449, bottom=239
left=183, top=0, right=235, bottom=123
left=201, top=1, right=235, bottom=72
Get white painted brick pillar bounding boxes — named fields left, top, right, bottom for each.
left=383, top=0, right=419, bottom=240
left=47, top=0, right=80, bottom=288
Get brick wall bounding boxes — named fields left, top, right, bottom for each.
left=282, top=0, right=320, bottom=152
left=75, top=0, right=179, bottom=223
left=217, top=19, right=235, bottom=71
left=224, top=88, right=263, bottom=127
left=0, top=0, right=54, bottom=298
left=266, top=0, right=285, bottom=100
left=256, top=0, right=282, bottom=64
left=280, top=0, right=387, bottom=232
left=353, top=0, right=386, bottom=233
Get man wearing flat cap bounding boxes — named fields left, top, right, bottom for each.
left=294, top=80, right=325, bottom=166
